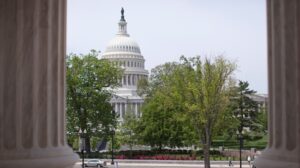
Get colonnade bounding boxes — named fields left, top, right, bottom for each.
left=2, top=0, right=300, bottom=168
left=113, top=102, right=141, bottom=119
left=121, top=74, right=147, bottom=86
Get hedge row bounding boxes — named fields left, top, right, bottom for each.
left=77, top=149, right=221, bottom=159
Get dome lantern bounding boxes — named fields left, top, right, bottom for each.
left=118, top=7, right=128, bottom=36
left=103, top=8, right=142, bottom=55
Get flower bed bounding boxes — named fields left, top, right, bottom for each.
left=115, top=154, right=197, bottom=160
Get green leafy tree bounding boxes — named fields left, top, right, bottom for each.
left=90, top=136, right=101, bottom=151
left=256, top=106, right=268, bottom=133
left=118, top=110, right=139, bottom=158
left=171, top=56, right=236, bottom=168
left=137, top=63, right=197, bottom=150
left=137, top=56, right=235, bottom=167
left=66, top=50, right=123, bottom=152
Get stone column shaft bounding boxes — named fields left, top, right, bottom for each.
left=0, top=0, right=78, bottom=167
left=114, top=103, right=118, bottom=116
left=135, top=103, right=138, bottom=116
left=120, top=103, right=124, bottom=119
left=125, top=103, right=127, bottom=117
left=254, top=0, right=300, bottom=167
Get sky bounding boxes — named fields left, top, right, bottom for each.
left=67, top=0, right=267, bottom=93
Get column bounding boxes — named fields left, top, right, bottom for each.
left=135, top=103, right=138, bottom=117
left=254, top=1, right=300, bottom=167
left=0, top=0, right=78, bottom=168
left=125, top=103, right=127, bottom=117
left=114, top=103, right=118, bottom=117
left=139, top=103, right=142, bottom=117
left=120, top=103, right=124, bottom=119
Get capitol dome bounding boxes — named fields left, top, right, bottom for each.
left=102, top=8, right=148, bottom=121
left=104, top=35, right=141, bottom=54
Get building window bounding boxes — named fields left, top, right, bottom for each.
left=116, top=103, right=120, bottom=116
left=122, top=103, right=125, bottom=118
left=128, top=75, right=131, bottom=85
left=123, top=75, right=126, bottom=85
left=132, top=74, right=135, bottom=85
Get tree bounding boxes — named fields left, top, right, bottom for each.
left=229, top=81, right=261, bottom=139
left=118, top=110, right=139, bottom=158
left=137, top=63, right=197, bottom=150
left=256, top=106, right=268, bottom=134
left=171, top=56, right=236, bottom=168
left=66, top=50, right=123, bottom=153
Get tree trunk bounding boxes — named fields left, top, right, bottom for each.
left=129, top=144, right=133, bottom=159
left=203, top=143, right=211, bottom=168
left=203, top=126, right=211, bottom=168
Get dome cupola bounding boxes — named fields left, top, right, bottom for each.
left=103, top=8, right=142, bottom=55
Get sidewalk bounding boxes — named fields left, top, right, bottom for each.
left=74, top=160, right=253, bottom=168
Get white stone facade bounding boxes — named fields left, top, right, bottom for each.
left=102, top=8, right=148, bottom=121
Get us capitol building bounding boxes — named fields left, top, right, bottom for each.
left=101, top=8, right=148, bottom=121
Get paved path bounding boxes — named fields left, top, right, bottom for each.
left=74, top=162, right=253, bottom=168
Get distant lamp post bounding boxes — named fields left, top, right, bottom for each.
left=236, top=129, right=244, bottom=168
left=79, top=128, right=87, bottom=168
left=110, top=126, right=115, bottom=165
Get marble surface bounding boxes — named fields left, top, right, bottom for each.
left=254, top=0, right=300, bottom=167
left=0, top=0, right=78, bottom=167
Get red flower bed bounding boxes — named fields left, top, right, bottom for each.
left=115, top=154, right=196, bottom=160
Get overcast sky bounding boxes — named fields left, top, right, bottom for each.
left=67, top=0, right=267, bottom=93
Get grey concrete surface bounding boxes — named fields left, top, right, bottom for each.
left=73, top=161, right=253, bottom=168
